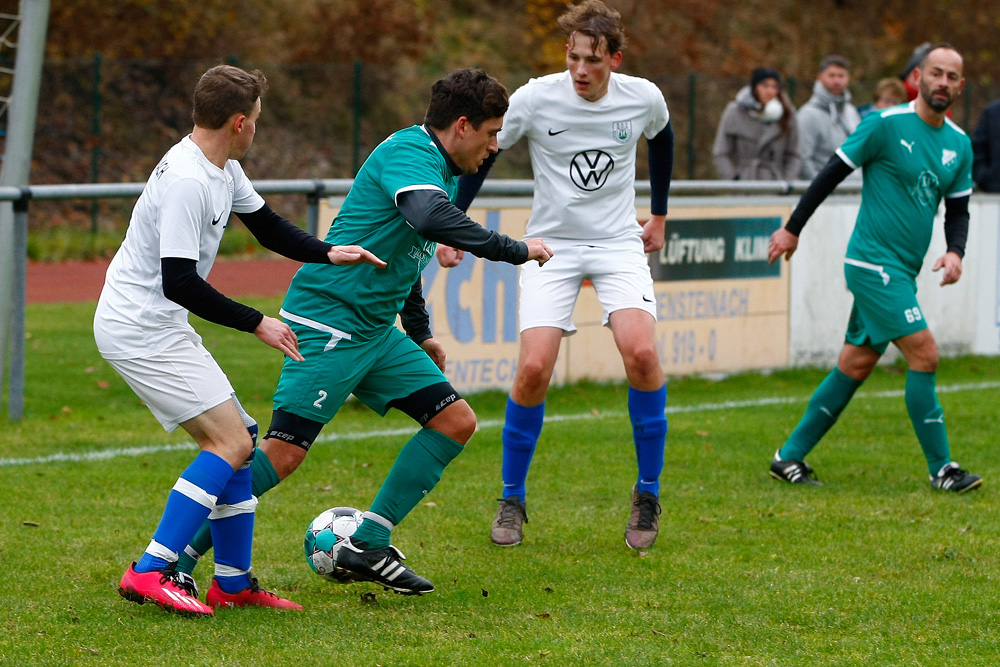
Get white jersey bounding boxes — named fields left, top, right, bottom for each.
left=498, top=70, right=669, bottom=243
left=94, top=135, right=265, bottom=359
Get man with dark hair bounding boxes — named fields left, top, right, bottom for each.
left=176, top=67, right=553, bottom=595
left=437, top=0, right=674, bottom=550
left=767, top=45, right=981, bottom=493
left=798, top=54, right=862, bottom=180
left=96, top=64, right=385, bottom=616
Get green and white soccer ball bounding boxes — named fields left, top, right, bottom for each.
left=303, top=506, right=363, bottom=581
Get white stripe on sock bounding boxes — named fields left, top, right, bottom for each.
left=172, top=477, right=218, bottom=509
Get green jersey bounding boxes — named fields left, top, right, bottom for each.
left=281, top=125, right=457, bottom=341
left=838, top=102, right=973, bottom=277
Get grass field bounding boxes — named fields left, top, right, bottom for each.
left=2, top=299, right=999, bottom=666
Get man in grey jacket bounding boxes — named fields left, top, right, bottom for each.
left=798, top=54, right=862, bottom=180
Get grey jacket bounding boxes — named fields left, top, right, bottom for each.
left=712, top=86, right=801, bottom=181
left=797, top=80, right=862, bottom=179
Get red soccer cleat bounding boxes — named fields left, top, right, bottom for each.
left=119, top=562, right=214, bottom=617
left=206, top=577, right=303, bottom=610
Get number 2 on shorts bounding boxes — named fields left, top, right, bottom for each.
left=313, top=389, right=328, bottom=409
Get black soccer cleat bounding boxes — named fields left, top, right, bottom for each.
left=770, top=451, right=822, bottom=486
left=930, top=462, right=983, bottom=493
left=336, top=538, right=434, bottom=595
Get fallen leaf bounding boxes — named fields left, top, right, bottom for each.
left=481, top=588, right=489, bottom=597
left=61, top=406, right=72, bottom=414
left=424, top=501, right=437, bottom=507
left=695, top=430, right=710, bottom=437
left=535, top=612, right=550, bottom=618
left=23, top=521, right=40, bottom=527
left=97, top=381, right=109, bottom=389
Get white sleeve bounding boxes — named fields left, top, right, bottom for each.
left=643, top=80, right=670, bottom=139
left=497, top=82, right=531, bottom=150
left=159, top=177, right=210, bottom=260
left=230, top=161, right=266, bottom=213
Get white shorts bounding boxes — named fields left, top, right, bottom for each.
left=100, top=327, right=235, bottom=432
left=519, top=237, right=656, bottom=334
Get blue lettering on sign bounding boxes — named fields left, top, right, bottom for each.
left=481, top=211, right=519, bottom=343
left=446, top=357, right=520, bottom=384
left=655, top=289, right=750, bottom=321
left=422, top=210, right=519, bottom=345
left=446, top=257, right=476, bottom=343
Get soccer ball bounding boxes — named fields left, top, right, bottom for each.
left=304, top=506, right=363, bottom=581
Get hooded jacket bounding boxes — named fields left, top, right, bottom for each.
left=797, top=79, right=862, bottom=179
left=712, top=86, right=801, bottom=181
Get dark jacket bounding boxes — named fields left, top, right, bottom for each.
left=972, top=99, right=1000, bottom=193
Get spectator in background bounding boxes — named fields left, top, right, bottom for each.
left=858, top=77, right=908, bottom=118
left=901, top=43, right=932, bottom=102
left=798, top=54, right=861, bottom=180
left=713, top=68, right=800, bottom=180
left=972, top=98, right=1000, bottom=192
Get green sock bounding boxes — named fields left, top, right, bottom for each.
left=175, top=448, right=281, bottom=575
left=905, top=370, right=950, bottom=476
left=351, top=429, right=464, bottom=549
left=779, top=368, right=863, bottom=462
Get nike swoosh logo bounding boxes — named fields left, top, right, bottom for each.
left=211, top=213, right=223, bottom=226
left=642, top=295, right=654, bottom=303
left=548, top=128, right=569, bottom=136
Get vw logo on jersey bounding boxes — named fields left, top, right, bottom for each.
left=570, top=150, right=615, bottom=191
left=612, top=120, right=632, bottom=144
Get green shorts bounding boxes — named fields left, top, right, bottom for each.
left=272, top=323, right=447, bottom=423
left=843, top=259, right=927, bottom=355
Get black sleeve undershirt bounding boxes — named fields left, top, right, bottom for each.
left=161, top=257, right=264, bottom=333
left=399, top=278, right=432, bottom=345
left=784, top=154, right=856, bottom=236
left=234, top=203, right=333, bottom=263
left=397, top=188, right=529, bottom=264
left=455, top=150, right=499, bottom=213
left=647, top=121, right=674, bottom=215
left=943, top=194, right=970, bottom=258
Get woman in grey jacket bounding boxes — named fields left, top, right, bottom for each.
left=713, top=68, right=801, bottom=181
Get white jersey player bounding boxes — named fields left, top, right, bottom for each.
left=436, top=0, right=674, bottom=551
left=99, top=65, right=383, bottom=616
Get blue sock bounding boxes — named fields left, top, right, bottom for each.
left=211, top=465, right=255, bottom=593
left=500, top=398, right=545, bottom=500
left=136, top=450, right=234, bottom=573
left=629, top=385, right=668, bottom=497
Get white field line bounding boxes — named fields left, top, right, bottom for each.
left=2, top=380, right=998, bottom=468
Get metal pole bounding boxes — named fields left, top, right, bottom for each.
left=90, top=51, right=100, bottom=233
left=687, top=72, right=696, bottom=179
left=0, top=0, right=50, bottom=420
left=352, top=59, right=362, bottom=176
left=9, top=193, right=27, bottom=419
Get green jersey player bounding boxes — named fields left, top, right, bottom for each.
left=767, top=44, right=981, bottom=493
left=178, top=68, right=553, bottom=594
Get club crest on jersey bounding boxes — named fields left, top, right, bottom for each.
left=154, top=161, right=169, bottom=179
left=942, top=148, right=958, bottom=168
left=612, top=120, right=632, bottom=144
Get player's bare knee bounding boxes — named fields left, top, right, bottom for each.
left=260, top=438, right=308, bottom=480
left=429, top=400, right=476, bottom=444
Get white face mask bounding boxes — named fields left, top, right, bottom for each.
left=752, top=97, right=784, bottom=123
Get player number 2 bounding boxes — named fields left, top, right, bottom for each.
left=904, top=307, right=923, bottom=323
left=313, top=390, right=328, bottom=409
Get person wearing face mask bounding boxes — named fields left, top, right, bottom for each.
left=712, top=68, right=801, bottom=181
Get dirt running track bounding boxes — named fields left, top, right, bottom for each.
left=26, top=258, right=300, bottom=304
